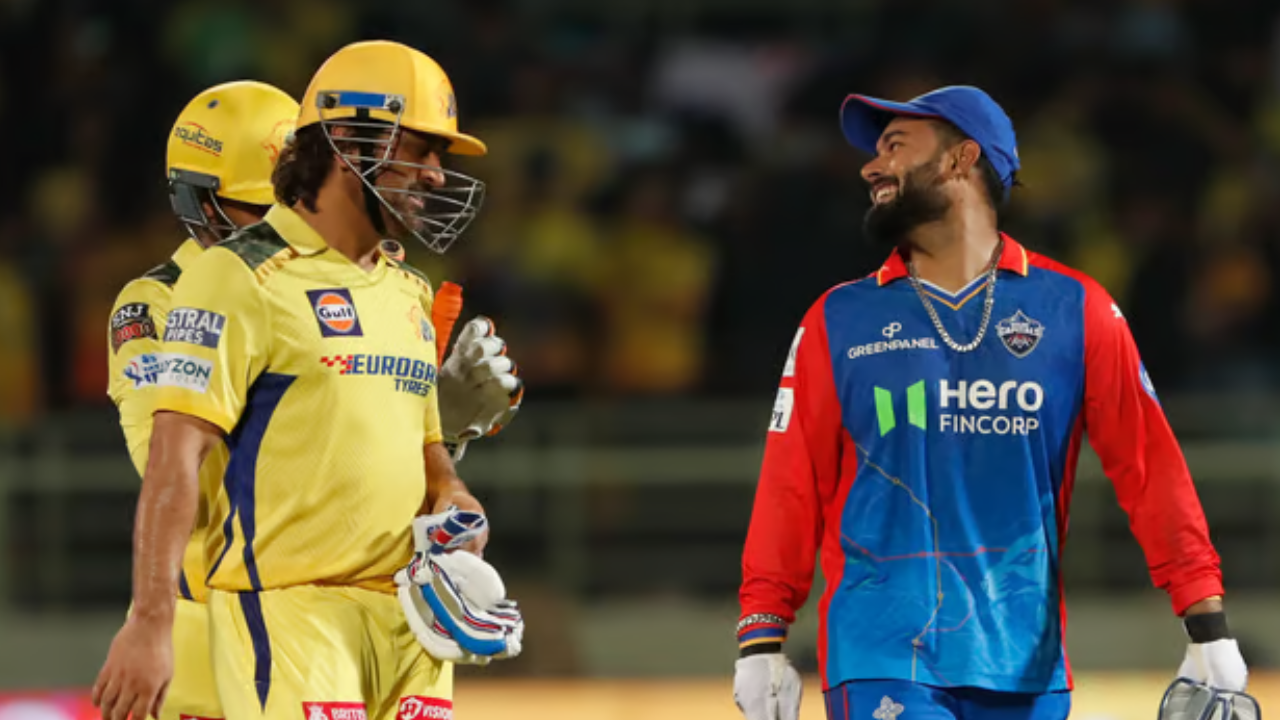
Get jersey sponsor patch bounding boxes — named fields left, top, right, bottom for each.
left=782, top=328, right=804, bottom=378
left=995, top=310, right=1044, bottom=358
left=769, top=387, right=794, bottom=433
left=319, top=354, right=437, bottom=397
left=164, top=308, right=226, bottom=348
left=110, top=302, right=157, bottom=352
left=123, top=352, right=166, bottom=388
left=307, top=288, right=364, bottom=338
left=302, top=702, right=367, bottom=720
left=397, top=696, right=453, bottom=720
left=155, top=353, right=214, bottom=393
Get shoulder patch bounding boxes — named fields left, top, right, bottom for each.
left=142, top=260, right=182, bottom=287
left=216, top=222, right=292, bottom=272
left=110, top=301, right=158, bottom=353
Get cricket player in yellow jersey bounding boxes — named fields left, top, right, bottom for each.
left=103, top=80, right=298, bottom=720
left=95, top=45, right=524, bottom=720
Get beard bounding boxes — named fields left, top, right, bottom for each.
left=377, top=186, right=433, bottom=244
left=862, top=161, right=952, bottom=251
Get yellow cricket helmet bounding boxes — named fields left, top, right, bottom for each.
left=297, top=40, right=486, bottom=156
left=297, top=40, right=487, bottom=254
left=166, top=80, right=298, bottom=239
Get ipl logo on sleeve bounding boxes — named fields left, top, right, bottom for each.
left=307, top=288, right=364, bottom=338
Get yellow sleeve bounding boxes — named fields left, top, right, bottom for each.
left=107, top=279, right=171, bottom=477
left=155, top=248, right=270, bottom=433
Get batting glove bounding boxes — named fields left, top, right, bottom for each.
left=733, top=653, right=802, bottom=720
left=395, top=508, right=524, bottom=665
left=437, top=317, right=523, bottom=462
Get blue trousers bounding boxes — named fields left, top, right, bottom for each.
left=824, top=680, right=1071, bottom=720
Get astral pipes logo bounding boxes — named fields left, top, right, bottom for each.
left=173, top=122, right=224, bottom=156
left=873, top=378, right=1044, bottom=436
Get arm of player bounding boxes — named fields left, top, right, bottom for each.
left=1080, top=283, right=1224, bottom=615
left=107, top=280, right=169, bottom=477
left=422, top=440, right=486, bottom=550
left=738, top=294, right=844, bottom=654
left=93, top=413, right=222, bottom=720
left=95, top=248, right=268, bottom=720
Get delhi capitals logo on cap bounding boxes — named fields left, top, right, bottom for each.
left=996, top=310, right=1044, bottom=358
left=306, top=288, right=363, bottom=338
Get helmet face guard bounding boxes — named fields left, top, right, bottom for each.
left=168, top=168, right=239, bottom=244
left=316, top=91, right=485, bottom=255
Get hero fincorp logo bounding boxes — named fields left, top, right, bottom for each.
left=173, top=122, right=224, bottom=156
left=874, top=378, right=1044, bottom=436
left=939, top=379, right=1043, bottom=435
left=848, top=322, right=940, bottom=359
left=307, top=288, right=364, bottom=338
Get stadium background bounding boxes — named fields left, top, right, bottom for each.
left=2, top=0, right=1280, bottom=717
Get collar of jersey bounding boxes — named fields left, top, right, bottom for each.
left=171, top=238, right=204, bottom=270
left=265, top=204, right=332, bottom=256
left=875, top=232, right=1029, bottom=287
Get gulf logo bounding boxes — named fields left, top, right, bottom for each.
left=305, top=288, right=364, bottom=338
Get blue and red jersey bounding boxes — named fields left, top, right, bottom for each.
left=738, top=235, right=1222, bottom=693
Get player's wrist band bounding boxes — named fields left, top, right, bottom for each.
left=740, top=642, right=783, bottom=658
left=1184, top=611, right=1231, bottom=643
left=737, top=612, right=788, bottom=656
left=736, top=613, right=787, bottom=634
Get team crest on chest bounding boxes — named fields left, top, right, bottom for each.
left=995, top=310, right=1044, bottom=358
left=408, top=305, right=434, bottom=344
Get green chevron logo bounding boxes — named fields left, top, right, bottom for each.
left=873, top=381, right=927, bottom=436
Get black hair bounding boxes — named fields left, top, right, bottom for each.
left=272, top=125, right=332, bottom=212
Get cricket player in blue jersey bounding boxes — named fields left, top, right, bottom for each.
left=733, top=86, right=1253, bottom=720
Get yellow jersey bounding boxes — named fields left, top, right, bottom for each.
left=107, top=238, right=230, bottom=604
left=154, top=204, right=442, bottom=595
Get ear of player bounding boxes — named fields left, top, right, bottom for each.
left=437, top=315, right=524, bottom=462
left=395, top=507, right=524, bottom=665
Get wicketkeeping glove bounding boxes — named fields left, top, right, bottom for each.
left=437, top=317, right=524, bottom=462
left=1160, top=612, right=1257, bottom=720
left=733, top=653, right=802, bottom=720
left=394, top=508, right=524, bottom=665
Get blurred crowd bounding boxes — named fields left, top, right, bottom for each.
left=3, top=0, right=1280, bottom=429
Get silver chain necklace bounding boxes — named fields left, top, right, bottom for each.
left=906, top=239, right=1003, bottom=354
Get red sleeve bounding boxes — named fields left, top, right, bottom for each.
left=738, top=292, right=844, bottom=647
left=1081, top=280, right=1223, bottom=615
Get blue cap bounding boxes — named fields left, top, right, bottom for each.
left=839, top=85, right=1020, bottom=190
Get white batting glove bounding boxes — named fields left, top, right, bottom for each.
left=395, top=508, right=524, bottom=665
left=733, top=653, right=802, bottom=720
left=1177, top=638, right=1248, bottom=692
left=437, top=317, right=523, bottom=461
